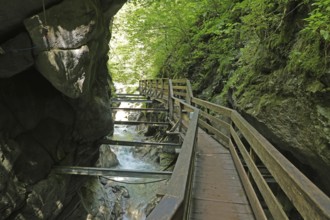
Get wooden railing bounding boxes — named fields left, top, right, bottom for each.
left=141, top=78, right=199, bottom=219
left=140, top=78, right=330, bottom=220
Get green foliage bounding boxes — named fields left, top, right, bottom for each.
left=304, top=0, right=330, bottom=41
left=108, top=0, right=208, bottom=83
left=109, top=0, right=329, bottom=104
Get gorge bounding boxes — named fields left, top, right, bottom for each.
left=0, top=0, right=329, bottom=219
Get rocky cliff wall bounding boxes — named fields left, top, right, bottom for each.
left=0, top=0, right=126, bottom=219
left=160, top=0, right=330, bottom=196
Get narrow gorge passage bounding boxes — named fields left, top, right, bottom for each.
left=106, top=94, right=167, bottom=219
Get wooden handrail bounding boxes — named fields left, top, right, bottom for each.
left=140, top=78, right=330, bottom=220
left=231, top=111, right=330, bottom=220
left=143, top=79, right=199, bottom=220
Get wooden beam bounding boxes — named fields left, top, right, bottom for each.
left=53, top=166, right=172, bottom=179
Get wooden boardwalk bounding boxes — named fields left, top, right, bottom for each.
left=189, top=128, right=255, bottom=220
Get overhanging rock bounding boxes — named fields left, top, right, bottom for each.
left=24, top=0, right=103, bottom=98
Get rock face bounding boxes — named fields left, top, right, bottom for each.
left=160, top=1, right=330, bottom=195
left=0, top=0, right=126, bottom=219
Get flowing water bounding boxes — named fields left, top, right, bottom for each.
left=109, top=92, right=165, bottom=220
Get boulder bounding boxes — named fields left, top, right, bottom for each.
left=97, top=145, right=119, bottom=168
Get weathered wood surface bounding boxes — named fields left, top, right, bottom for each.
left=147, top=109, right=199, bottom=220
left=188, top=128, right=255, bottom=220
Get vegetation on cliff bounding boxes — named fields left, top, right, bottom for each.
left=110, top=0, right=330, bottom=195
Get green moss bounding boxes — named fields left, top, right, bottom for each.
left=287, top=34, right=325, bottom=78
left=307, top=80, right=325, bottom=93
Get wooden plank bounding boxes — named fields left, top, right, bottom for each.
left=192, top=199, right=253, bottom=215
left=172, top=79, right=187, bottom=84
left=191, top=203, right=254, bottom=220
left=172, top=85, right=187, bottom=90
left=99, top=139, right=181, bottom=147
left=54, top=166, right=172, bottom=179
left=231, top=111, right=330, bottom=220
left=198, top=119, right=229, bottom=146
left=190, top=128, right=255, bottom=220
left=192, top=97, right=232, bottom=117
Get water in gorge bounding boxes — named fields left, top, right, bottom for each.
left=110, top=100, right=165, bottom=219
left=103, top=83, right=166, bottom=219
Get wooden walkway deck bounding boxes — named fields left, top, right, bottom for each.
left=189, top=128, right=255, bottom=220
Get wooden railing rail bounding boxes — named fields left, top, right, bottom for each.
left=142, top=78, right=199, bottom=219
left=140, top=78, right=330, bottom=220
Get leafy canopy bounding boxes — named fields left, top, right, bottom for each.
left=108, top=0, right=213, bottom=84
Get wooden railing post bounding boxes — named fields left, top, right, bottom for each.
left=168, top=79, right=174, bottom=120
left=186, top=79, right=193, bottom=104
left=161, top=79, right=164, bottom=99
left=156, top=79, right=159, bottom=98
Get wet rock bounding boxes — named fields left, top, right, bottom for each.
left=0, top=140, right=26, bottom=219
left=66, top=178, right=126, bottom=220
left=97, top=145, right=119, bottom=168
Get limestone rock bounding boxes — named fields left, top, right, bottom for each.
left=24, top=0, right=104, bottom=51
left=0, top=0, right=126, bottom=218
left=63, top=178, right=126, bottom=220
left=23, top=0, right=103, bottom=98
left=35, top=45, right=93, bottom=98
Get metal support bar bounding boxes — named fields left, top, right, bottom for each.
left=54, top=166, right=172, bottom=179
left=111, top=99, right=153, bottom=103
left=114, top=121, right=169, bottom=126
left=116, top=94, right=145, bottom=97
left=99, top=139, right=182, bottom=147
left=111, top=107, right=168, bottom=112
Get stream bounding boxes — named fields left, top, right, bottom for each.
left=109, top=88, right=165, bottom=220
